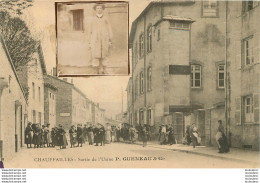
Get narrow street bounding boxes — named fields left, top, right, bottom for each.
left=4, top=142, right=255, bottom=168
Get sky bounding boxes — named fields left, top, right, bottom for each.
left=20, top=0, right=151, bottom=119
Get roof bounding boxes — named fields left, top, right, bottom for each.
left=0, top=34, right=27, bottom=102
left=162, top=15, right=195, bottom=22
left=37, top=43, right=47, bottom=75
left=129, top=0, right=195, bottom=47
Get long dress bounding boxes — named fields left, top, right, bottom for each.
left=58, top=128, right=68, bottom=148
left=105, top=128, right=111, bottom=144
left=77, top=127, right=84, bottom=144
left=44, top=127, right=52, bottom=146
left=217, top=125, right=229, bottom=153
left=25, top=126, right=33, bottom=145
left=69, top=128, right=77, bottom=146
left=87, top=127, right=94, bottom=145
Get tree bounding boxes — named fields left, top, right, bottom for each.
left=0, top=0, right=33, bottom=15
left=0, top=10, right=38, bottom=70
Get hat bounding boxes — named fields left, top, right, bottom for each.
left=28, top=122, right=32, bottom=125
left=42, top=125, right=45, bottom=127
left=93, top=3, right=105, bottom=10
left=47, top=123, right=50, bottom=126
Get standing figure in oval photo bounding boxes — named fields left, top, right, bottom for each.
left=88, top=3, right=113, bottom=74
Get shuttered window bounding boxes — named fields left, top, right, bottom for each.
left=235, top=97, right=241, bottom=125
left=254, top=94, right=260, bottom=123
left=72, top=9, right=84, bottom=31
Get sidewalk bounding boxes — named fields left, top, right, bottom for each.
left=135, top=141, right=260, bottom=166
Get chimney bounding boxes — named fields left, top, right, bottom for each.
left=53, top=67, right=57, bottom=76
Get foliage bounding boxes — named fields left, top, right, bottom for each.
left=0, top=11, right=38, bottom=70
left=0, top=0, right=33, bottom=15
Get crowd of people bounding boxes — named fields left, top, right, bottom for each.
left=25, top=120, right=229, bottom=152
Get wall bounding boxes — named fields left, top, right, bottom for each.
left=228, top=2, right=260, bottom=150
left=0, top=39, right=27, bottom=161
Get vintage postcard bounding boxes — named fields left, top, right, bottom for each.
left=0, top=0, right=259, bottom=169
left=56, top=1, right=129, bottom=76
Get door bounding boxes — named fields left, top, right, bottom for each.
left=172, top=112, right=184, bottom=144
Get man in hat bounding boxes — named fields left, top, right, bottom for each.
left=77, top=124, right=83, bottom=147
left=88, top=3, right=113, bottom=74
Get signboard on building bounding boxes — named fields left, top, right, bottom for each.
left=60, top=113, right=70, bottom=117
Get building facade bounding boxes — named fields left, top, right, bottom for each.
left=0, top=35, right=27, bottom=161
left=128, top=1, right=227, bottom=144
left=16, top=45, right=46, bottom=126
left=227, top=1, right=260, bottom=150
left=44, top=81, right=57, bottom=128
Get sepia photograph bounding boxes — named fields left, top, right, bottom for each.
left=0, top=0, right=259, bottom=169
left=56, top=1, right=129, bottom=76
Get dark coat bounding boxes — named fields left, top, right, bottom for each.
left=58, top=128, right=68, bottom=147
left=77, top=127, right=84, bottom=143
left=25, top=126, right=33, bottom=144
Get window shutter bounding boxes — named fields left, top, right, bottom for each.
left=235, top=97, right=241, bottom=125
left=254, top=94, right=260, bottom=123
left=236, top=54, right=242, bottom=70
left=253, top=46, right=259, bottom=64
left=151, top=109, right=154, bottom=126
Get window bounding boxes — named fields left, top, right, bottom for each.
left=202, top=1, right=218, bottom=17
left=147, top=109, right=151, bottom=125
left=72, top=9, right=84, bottom=31
left=32, top=110, right=36, bottom=123
left=49, top=92, right=51, bottom=98
left=139, top=33, right=144, bottom=57
left=157, top=29, right=160, bottom=41
left=135, top=77, right=138, bottom=100
left=170, top=22, right=190, bottom=30
left=135, top=42, right=138, bottom=64
left=147, top=67, right=152, bottom=91
left=217, top=65, right=225, bottom=88
left=38, top=112, right=42, bottom=125
left=242, top=36, right=254, bottom=66
left=32, top=82, right=35, bottom=99
left=244, top=96, right=254, bottom=123
left=147, top=26, right=152, bottom=52
left=191, top=65, right=201, bottom=88
left=38, top=87, right=41, bottom=102
left=139, top=109, right=144, bottom=124
left=242, top=1, right=259, bottom=13
left=140, top=72, right=144, bottom=94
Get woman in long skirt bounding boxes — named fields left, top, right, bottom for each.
left=87, top=126, right=94, bottom=145
left=105, top=126, right=112, bottom=144
left=44, top=123, right=52, bottom=147
left=216, top=120, right=229, bottom=153
left=58, top=125, right=68, bottom=149
left=25, top=122, right=33, bottom=148
left=69, top=125, right=77, bottom=148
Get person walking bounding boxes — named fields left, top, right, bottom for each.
left=77, top=124, right=84, bottom=147
left=191, top=123, right=199, bottom=148
left=44, top=123, right=52, bottom=147
left=25, top=122, right=33, bottom=148
left=168, top=127, right=176, bottom=145
left=69, top=125, right=77, bottom=148
left=88, top=3, right=113, bottom=74
left=58, top=124, right=68, bottom=149
left=87, top=125, right=94, bottom=145
left=142, top=127, right=148, bottom=147
left=216, top=120, right=229, bottom=153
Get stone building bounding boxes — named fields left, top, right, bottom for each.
left=0, top=35, right=27, bottom=161
left=128, top=1, right=227, bottom=144
left=16, top=45, right=46, bottom=126
left=44, top=80, right=57, bottom=128
left=227, top=1, right=260, bottom=150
